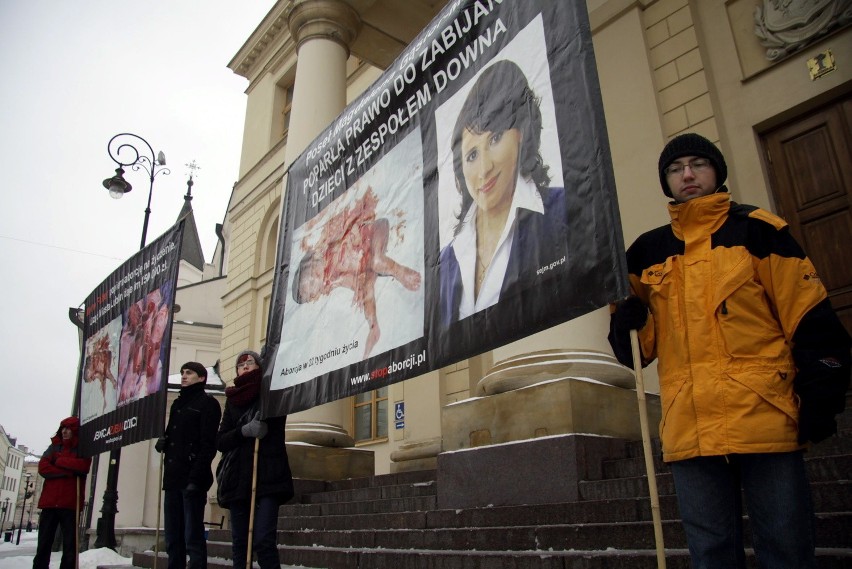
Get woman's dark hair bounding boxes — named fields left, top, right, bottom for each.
left=451, top=59, right=550, bottom=234
left=291, top=252, right=315, bottom=304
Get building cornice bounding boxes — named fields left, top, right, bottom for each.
left=228, top=0, right=292, bottom=80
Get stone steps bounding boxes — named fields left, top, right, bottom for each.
left=129, top=410, right=852, bottom=569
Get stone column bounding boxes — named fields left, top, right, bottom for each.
left=282, top=0, right=361, bottom=426
left=492, top=306, right=614, bottom=363
left=283, top=0, right=361, bottom=167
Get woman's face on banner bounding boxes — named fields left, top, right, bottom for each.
left=461, top=127, right=521, bottom=215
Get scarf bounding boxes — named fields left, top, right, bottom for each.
left=225, top=367, right=262, bottom=407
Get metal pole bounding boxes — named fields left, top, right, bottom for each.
left=93, top=450, right=120, bottom=549
left=95, top=132, right=168, bottom=550
left=140, top=174, right=154, bottom=250
left=16, top=480, right=29, bottom=545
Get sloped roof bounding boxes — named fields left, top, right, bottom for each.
left=176, top=177, right=206, bottom=271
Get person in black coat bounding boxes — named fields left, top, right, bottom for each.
left=155, top=362, right=221, bottom=569
left=216, top=350, right=294, bottom=569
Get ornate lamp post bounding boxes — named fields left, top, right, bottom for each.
left=16, top=473, right=32, bottom=545
left=102, top=133, right=170, bottom=249
left=95, top=133, right=169, bottom=550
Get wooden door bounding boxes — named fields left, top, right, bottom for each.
left=762, top=94, right=852, bottom=336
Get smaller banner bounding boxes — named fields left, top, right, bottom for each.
left=77, top=221, right=185, bottom=457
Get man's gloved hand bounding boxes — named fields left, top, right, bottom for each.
left=185, top=483, right=202, bottom=493
left=241, top=413, right=268, bottom=439
left=795, top=357, right=849, bottom=444
left=797, top=401, right=837, bottom=445
left=612, top=296, right=648, bottom=331
left=154, top=436, right=168, bottom=453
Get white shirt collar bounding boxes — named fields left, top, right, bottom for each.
left=456, top=174, right=543, bottom=319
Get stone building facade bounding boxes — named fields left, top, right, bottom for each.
left=219, top=0, right=851, bottom=476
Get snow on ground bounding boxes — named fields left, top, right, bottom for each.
left=0, top=530, right=129, bottom=569
left=0, top=530, right=324, bottom=569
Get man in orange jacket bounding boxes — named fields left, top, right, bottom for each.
left=32, top=416, right=91, bottom=569
left=609, top=133, right=850, bottom=568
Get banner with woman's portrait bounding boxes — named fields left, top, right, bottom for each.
left=263, top=0, right=628, bottom=416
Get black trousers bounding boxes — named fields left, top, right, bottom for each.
left=32, top=508, right=77, bottom=569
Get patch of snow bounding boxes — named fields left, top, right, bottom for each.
left=442, top=432, right=616, bottom=454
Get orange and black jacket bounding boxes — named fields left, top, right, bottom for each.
left=609, top=191, right=850, bottom=462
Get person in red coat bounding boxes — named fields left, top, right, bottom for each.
left=32, top=416, right=91, bottom=569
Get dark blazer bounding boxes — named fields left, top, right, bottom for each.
left=162, top=382, right=222, bottom=491
left=439, top=187, right=568, bottom=328
left=215, top=397, right=294, bottom=508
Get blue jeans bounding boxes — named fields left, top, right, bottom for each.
left=163, top=488, right=208, bottom=569
left=229, top=495, right=280, bottom=569
left=670, top=451, right=816, bottom=569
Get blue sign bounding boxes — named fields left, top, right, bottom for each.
left=394, top=401, right=405, bottom=429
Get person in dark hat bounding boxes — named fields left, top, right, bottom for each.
left=155, top=362, right=221, bottom=569
left=608, top=133, right=850, bottom=567
left=215, top=349, right=293, bottom=569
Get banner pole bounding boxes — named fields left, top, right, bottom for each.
left=246, top=438, right=260, bottom=569
left=154, top=452, right=164, bottom=569
left=630, top=329, right=666, bottom=568
left=75, top=477, right=80, bottom=569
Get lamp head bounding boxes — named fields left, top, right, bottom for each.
left=103, top=167, right=132, bottom=199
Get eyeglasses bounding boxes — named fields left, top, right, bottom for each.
left=237, top=359, right=257, bottom=368
left=664, top=158, right=712, bottom=177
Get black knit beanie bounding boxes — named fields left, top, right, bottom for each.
left=180, top=361, right=208, bottom=380
left=236, top=350, right=262, bottom=373
left=658, top=133, right=727, bottom=197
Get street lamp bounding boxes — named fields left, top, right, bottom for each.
left=95, top=133, right=169, bottom=550
left=16, top=473, right=32, bottom=545
left=102, top=132, right=170, bottom=250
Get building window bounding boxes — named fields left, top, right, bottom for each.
left=280, top=84, right=294, bottom=139
left=260, top=294, right=271, bottom=346
left=353, top=387, right=388, bottom=443
left=264, top=215, right=279, bottom=272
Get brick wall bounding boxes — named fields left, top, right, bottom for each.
left=644, top=0, right=720, bottom=142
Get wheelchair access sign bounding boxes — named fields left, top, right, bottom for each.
left=394, top=402, right=404, bottom=429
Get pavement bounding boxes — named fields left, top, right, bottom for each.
left=0, top=528, right=37, bottom=560
left=0, top=528, right=38, bottom=568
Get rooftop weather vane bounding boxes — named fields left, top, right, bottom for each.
left=184, top=160, right=200, bottom=198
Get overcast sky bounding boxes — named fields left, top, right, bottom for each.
left=0, top=1, right=275, bottom=453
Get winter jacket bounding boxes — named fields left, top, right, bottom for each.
left=161, top=382, right=222, bottom=491
left=611, top=191, right=849, bottom=462
left=215, top=371, right=294, bottom=508
left=37, top=417, right=91, bottom=510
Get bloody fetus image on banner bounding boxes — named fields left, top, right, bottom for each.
left=292, top=186, right=422, bottom=358
left=83, top=333, right=118, bottom=413
left=117, top=286, right=171, bottom=405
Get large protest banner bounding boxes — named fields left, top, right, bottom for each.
left=77, top=221, right=185, bottom=457
left=263, top=0, right=628, bottom=417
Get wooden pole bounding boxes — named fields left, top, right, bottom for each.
left=154, top=452, right=164, bottom=569
left=75, top=477, right=80, bottom=569
left=246, top=438, right=260, bottom=569
left=630, top=329, right=666, bottom=568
